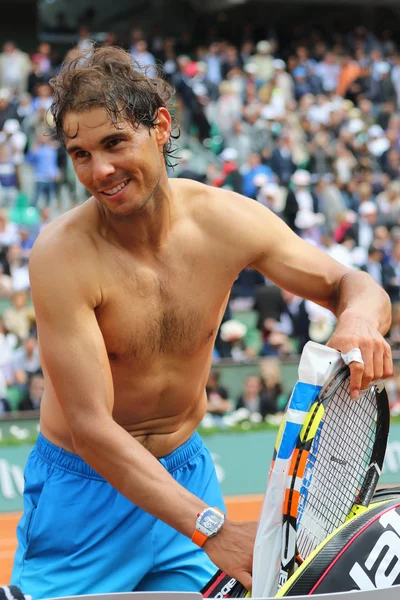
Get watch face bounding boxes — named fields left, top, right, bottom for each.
left=200, top=509, right=222, bottom=531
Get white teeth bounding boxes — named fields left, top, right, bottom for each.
left=103, top=180, right=128, bottom=195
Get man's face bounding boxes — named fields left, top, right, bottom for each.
left=64, top=107, right=170, bottom=218
left=3, top=43, right=14, bottom=55
left=13, top=292, right=26, bottom=309
left=24, top=338, right=36, bottom=355
left=245, top=376, right=261, bottom=395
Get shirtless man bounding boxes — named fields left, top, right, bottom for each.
left=11, top=46, right=393, bottom=600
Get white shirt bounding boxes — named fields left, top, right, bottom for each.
left=296, top=189, right=314, bottom=212
left=12, top=345, right=41, bottom=374
left=0, top=223, right=20, bottom=246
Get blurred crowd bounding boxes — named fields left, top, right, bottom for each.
left=2, top=20, right=400, bottom=417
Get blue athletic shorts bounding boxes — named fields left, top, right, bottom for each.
left=11, top=432, right=224, bottom=600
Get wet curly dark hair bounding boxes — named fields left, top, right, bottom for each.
left=49, top=45, right=179, bottom=167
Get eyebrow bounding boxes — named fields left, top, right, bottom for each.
left=66, top=133, right=128, bottom=155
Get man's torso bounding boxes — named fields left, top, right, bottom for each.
left=40, top=180, right=254, bottom=457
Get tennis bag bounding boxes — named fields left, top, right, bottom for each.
left=278, top=487, right=400, bottom=596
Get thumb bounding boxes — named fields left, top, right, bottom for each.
left=236, top=571, right=252, bottom=591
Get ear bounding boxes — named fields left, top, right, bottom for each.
left=154, top=107, right=171, bottom=148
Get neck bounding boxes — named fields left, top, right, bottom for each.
left=97, top=174, right=174, bottom=252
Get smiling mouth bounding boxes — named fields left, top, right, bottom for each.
left=101, top=179, right=130, bottom=196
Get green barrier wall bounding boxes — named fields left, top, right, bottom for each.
left=2, top=424, right=400, bottom=512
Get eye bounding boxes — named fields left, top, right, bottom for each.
left=74, top=150, right=89, bottom=159
left=107, top=138, right=122, bottom=149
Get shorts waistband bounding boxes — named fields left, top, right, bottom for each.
left=35, top=431, right=204, bottom=480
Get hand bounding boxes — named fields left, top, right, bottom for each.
left=203, top=519, right=257, bottom=590
left=326, top=312, right=393, bottom=399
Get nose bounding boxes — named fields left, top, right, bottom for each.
left=92, top=154, right=116, bottom=183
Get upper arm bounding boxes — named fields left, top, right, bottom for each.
left=29, top=234, right=113, bottom=435
left=224, top=193, right=350, bottom=312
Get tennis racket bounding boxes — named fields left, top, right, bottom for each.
left=201, top=570, right=248, bottom=598
left=278, top=365, right=390, bottom=591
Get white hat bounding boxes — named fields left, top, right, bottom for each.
left=244, top=63, right=258, bottom=74
left=253, top=173, right=269, bottom=187
left=295, top=210, right=325, bottom=229
left=262, top=182, right=280, bottom=196
left=309, top=318, right=335, bottom=343
left=368, top=124, right=384, bottom=138
left=347, top=118, right=365, bottom=134
left=256, top=40, right=271, bottom=54
left=359, top=201, right=377, bottom=216
left=220, top=319, right=247, bottom=342
left=3, top=119, right=20, bottom=134
left=291, top=169, right=311, bottom=187
left=273, top=59, right=286, bottom=70
left=220, top=147, right=238, bottom=162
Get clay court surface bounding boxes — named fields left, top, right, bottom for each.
left=0, top=494, right=263, bottom=586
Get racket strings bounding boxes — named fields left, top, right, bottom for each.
left=296, top=379, right=377, bottom=560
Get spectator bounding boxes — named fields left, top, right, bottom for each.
left=18, top=370, right=45, bottom=411
left=2, top=289, right=35, bottom=340
left=236, top=375, right=278, bottom=419
left=358, top=201, right=379, bottom=250
left=4, top=243, right=30, bottom=292
left=131, top=40, right=157, bottom=79
left=0, top=262, right=12, bottom=296
left=31, top=82, right=53, bottom=112
left=247, top=41, right=274, bottom=84
left=175, top=149, right=206, bottom=183
left=213, top=80, right=243, bottom=140
left=211, top=148, right=242, bottom=193
left=280, top=290, right=312, bottom=353
left=219, top=319, right=250, bottom=362
left=0, top=88, right=19, bottom=130
left=205, top=369, right=232, bottom=417
left=0, top=209, right=19, bottom=249
left=269, top=132, right=296, bottom=186
left=0, top=315, right=17, bottom=385
left=0, top=118, right=28, bottom=194
left=26, top=129, right=60, bottom=207
left=10, top=334, right=41, bottom=389
left=314, top=52, right=341, bottom=94
left=283, top=170, right=319, bottom=231
left=259, top=357, right=285, bottom=413
left=0, top=393, right=11, bottom=414
left=241, top=152, right=273, bottom=199
left=360, top=244, right=396, bottom=295
left=0, top=41, right=31, bottom=95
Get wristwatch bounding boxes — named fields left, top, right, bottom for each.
left=191, top=506, right=225, bottom=547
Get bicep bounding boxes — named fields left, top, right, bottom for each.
left=30, top=247, right=113, bottom=433
left=246, top=202, right=349, bottom=310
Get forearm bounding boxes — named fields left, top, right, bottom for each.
left=72, top=417, right=208, bottom=538
left=332, top=270, right=392, bottom=335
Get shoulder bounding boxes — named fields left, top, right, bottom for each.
left=172, top=177, right=282, bottom=250
left=29, top=201, right=101, bottom=301
left=31, top=201, right=98, bottom=266
left=171, top=177, right=267, bottom=223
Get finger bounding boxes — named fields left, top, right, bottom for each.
left=383, top=341, right=393, bottom=379
left=359, top=342, right=374, bottom=391
left=349, top=361, right=364, bottom=399
left=372, top=341, right=384, bottom=382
